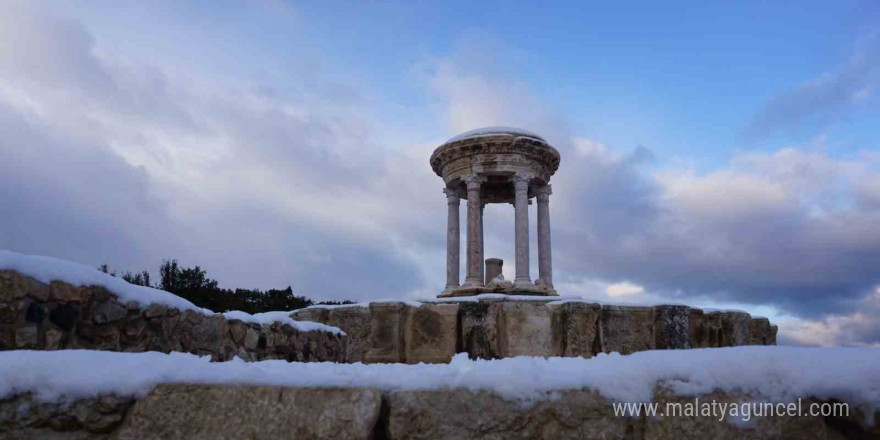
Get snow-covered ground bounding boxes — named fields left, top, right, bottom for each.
left=0, top=249, right=343, bottom=335
left=2, top=347, right=878, bottom=411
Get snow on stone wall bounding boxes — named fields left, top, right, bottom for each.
left=2, top=349, right=879, bottom=439
left=0, top=251, right=346, bottom=362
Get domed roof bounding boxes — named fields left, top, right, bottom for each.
left=445, top=126, right=546, bottom=144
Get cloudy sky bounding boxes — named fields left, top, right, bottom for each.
left=2, top=1, right=880, bottom=346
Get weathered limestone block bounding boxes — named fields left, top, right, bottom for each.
left=769, top=325, right=778, bottom=345
left=550, top=301, right=601, bottom=358
left=0, top=392, right=135, bottom=438
left=243, top=326, right=259, bottom=351
left=327, top=306, right=372, bottom=363
left=49, top=280, right=89, bottom=303
left=115, top=385, right=382, bottom=440
left=690, top=309, right=723, bottom=348
left=95, top=301, right=127, bottom=324
left=405, top=303, right=458, bottom=364
left=192, top=315, right=228, bottom=355
left=227, top=319, right=246, bottom=345
left=720, top=311, right=751, bottom=346
left=292, top=307, right=330, bottom=324
left=44, top=323, right=64, bottom=350
left=0, top=270, right=32, bottom=300
left=653, top=305, right=690, bottom=349
left=498, top=301, right=558, bottom=357
left=144, top=303, right=166, bottom=319
left=458, top=301, right=503, bottom=360
left=14, top=324, right=38, bottom=348
left=600, top=305, right=654, bottom=354
left=366, top=302, right=407, bottom=364
left=646, top=389, right=838, bottom=440
left=749, top=317, right=774, bottom=345
left=385, top=389, right=632, bottom=440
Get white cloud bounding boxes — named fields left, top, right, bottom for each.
left=605, top=281, right=645, bottom=297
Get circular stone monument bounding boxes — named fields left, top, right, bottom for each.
left=430, top=127, right=561, bottom=297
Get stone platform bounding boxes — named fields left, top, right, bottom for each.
left=292, top=295, right=777, bottom=364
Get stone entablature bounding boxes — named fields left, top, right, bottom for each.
left=430, top=133, right=561, bottom=188
left=0, top=270, right=345, bottom=362
left=292, top=296, right=777, bottom=364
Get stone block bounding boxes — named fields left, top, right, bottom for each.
left=115, top=385, right=382, bottom=440
left=549, top=301, right=601, bottom=358
left=192, top=315, right=228, bottom=354
left=0, top=301, right=18, bottom=324
left=365, top=302, right=407, bottom=364
left=385, top=389, right=632, bottom=440
left=23, top=276, right=49, bottom=301
left=228, top=319, right=246, bottom=345
left=646, top=389, right=832, bottom=440
left=44, top=324, right=64, bottom=350
left=653, top=305, right=690, bottom=349
left=144, top=303, right=167, bottom=318
left=95, top=301, right=127, bottom=324
left=720, top=311, right=751, bottom=346
left=243, top=326, right=259, bottom=351
left=498, top=301, right=558, bottom=357
left=405, top=303, right=458, bottom=364
left=0, top=324, right=13, bottom=349
left=749, top=317, right=773, bottom=345
left=327, top=306, right=372, bottom=363
left=15, top=324, right=38, bottom=348
left=292, top=307, right=330, bottom=324
left=458, top=301, right=503, bottom=360
left=600, top=305, right=654, bottom=354
left=690, top=309, right=723, bottom=348
left=49, top=280, right=89, bottom=302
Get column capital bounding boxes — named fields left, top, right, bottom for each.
left=443, top=188, right=461, bottom=205
left=535, top=184, right=552, bottom=202
left=464, top=174, right=487, bottom=189
left=511, top=172, right=532, bottom=186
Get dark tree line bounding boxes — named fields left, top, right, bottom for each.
left=99, top=260, right=352, bottom=314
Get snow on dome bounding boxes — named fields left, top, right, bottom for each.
left=446, top=126, right=546, bottom=143
left=0, top=249, right=343, bottom=335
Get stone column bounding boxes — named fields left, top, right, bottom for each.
left=512, top=173, right=531, bottom=287
left=443, top=188, right=461, bottom=291
left=536, top=184, right=553, bottom=289
left=463, top=175, right=486, bottom=287
left=480, top=203, right=485, bottom=283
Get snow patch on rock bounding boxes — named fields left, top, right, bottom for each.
left=0, top=249, right=343, bottom=335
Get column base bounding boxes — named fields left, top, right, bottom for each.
left=514, top=278, right=533, bottom=289
left=437, top=282, right=558, bottom=298
left=442, top=284, right=460, bottom=295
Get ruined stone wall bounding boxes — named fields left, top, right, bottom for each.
left=2, top=384, right=874, bottom=440
left=292, top=298, right=777, bottom=364
left=0, top=270, right=345, bottom=362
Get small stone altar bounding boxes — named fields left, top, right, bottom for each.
left=430, top=127, right=561, bottom=297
